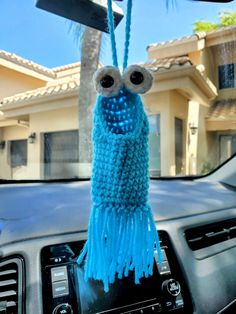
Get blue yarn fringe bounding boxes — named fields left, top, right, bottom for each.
left=77, top=204, right=162, bottom=292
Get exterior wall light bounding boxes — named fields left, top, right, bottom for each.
left=0, top=141, right=6, bottom=150
left=28, top=133, right=36, bottom=144
left=189, top=123, right=198, bottom=135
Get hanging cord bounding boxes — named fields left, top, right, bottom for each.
left=123, top=0, right=132, bottom=71
left=107, top=0, right=119, bottom=68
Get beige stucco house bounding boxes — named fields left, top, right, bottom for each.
left=0, top=51, right=80, bottom=179
left=145, top=25, right=236, bottom=176
left=0, top=26, right=236, bottom=180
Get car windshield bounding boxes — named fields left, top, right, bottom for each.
left=0, top=1, right=236, bottom=180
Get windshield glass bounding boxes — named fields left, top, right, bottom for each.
left=0, top=1, right=236, bottom=180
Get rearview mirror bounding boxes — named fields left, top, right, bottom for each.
left=36, top=0, right=124, bottom=33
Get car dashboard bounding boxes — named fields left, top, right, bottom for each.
left=0, top=179, right=235, bottom=314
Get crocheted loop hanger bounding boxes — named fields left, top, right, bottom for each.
left=107, top=0, right=132, bottom=70
left=93, top=0, right=153, bottom=100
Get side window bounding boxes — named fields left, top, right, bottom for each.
left=44, top=130, right=79, bottom=163
left=44, top=130, right=79, bottom=179
left=175, top=118, right=183, bottom=175
left=148, top=114, right=161, bottom=177
left=219, top=134, right=236, bottom=164
left=218, top=64, right=235, bottom=89
left=10, top=140, right=28, bottom=168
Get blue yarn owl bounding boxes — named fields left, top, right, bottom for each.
left=78, top=0, right=162, bottom=292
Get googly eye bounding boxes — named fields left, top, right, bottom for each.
left=93, top=66, right=122, bottom=97
left=123, top=65, right=153, bottom=94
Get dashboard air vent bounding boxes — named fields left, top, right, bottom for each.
left=0, top=257, right=24, bottom=314
left=185, top=219, right=236, bottom=251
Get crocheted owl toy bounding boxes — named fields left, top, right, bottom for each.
left=78, top=0, right=162, bottom=292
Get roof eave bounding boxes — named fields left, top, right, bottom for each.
left=206, top=26, right=236, bottom=47
left=206, top=119, right=236, bottom=131
left=1, top=88, right=79, bottom=113
left=147, top=25, right=236, bottom=59
left=148, top=64, right=217, bottom=105
left=0, top=58, right=55, bottom=81
left=147, top=35, right=206, bottom=59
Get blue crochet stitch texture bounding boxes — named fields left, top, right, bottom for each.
left=78, top=88, right=162, bottom=292
left=77, top=0, right=163, bottom=293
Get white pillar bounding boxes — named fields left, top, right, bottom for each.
left=0, top=130, right=12, bottom=179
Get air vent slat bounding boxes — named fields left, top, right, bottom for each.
left=0, top=258, right=24, bottom=314
left=0, top=290, right=17, bottom=298
left=229, top=226, right=236, bottom=236
left=7, top=300, right=17, bottom=307
left=188, top=236, right=203, bottom=243
left=0, top=279, right=17, bottom=287
left=0, top=269, right=17, bottom=276
left=186, top=219, right=236, bottom=251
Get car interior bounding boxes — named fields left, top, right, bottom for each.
left=0, top=1, right=236, bottom=314
left=0, top=155, right=235, bottom=314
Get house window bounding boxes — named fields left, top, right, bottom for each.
left=219, top=134, right=236, bottom=164
left=44, top=130, right=79, bottom=179
left=148, top=114, right=161, bottom=177
left=175, top=118, right=183, bottom=175
left=10, top=139, right=27, bottom=168
left=218, top=64, right=235, bottom=89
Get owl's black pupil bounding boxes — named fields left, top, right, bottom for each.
left=100, top=75, right=114, bottom=88
left=130, top=71, right=144, bottom=85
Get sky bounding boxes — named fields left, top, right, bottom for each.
left=0, top=0, right=236, bottom=69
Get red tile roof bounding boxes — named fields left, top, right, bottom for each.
left=142, top=56, right=192, bottom=72
left=207, top=98, right=236, bottom=120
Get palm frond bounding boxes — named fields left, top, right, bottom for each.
left=66, top=20, right=85, bottom=46
left=166, top=0, right=177, bottom=10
